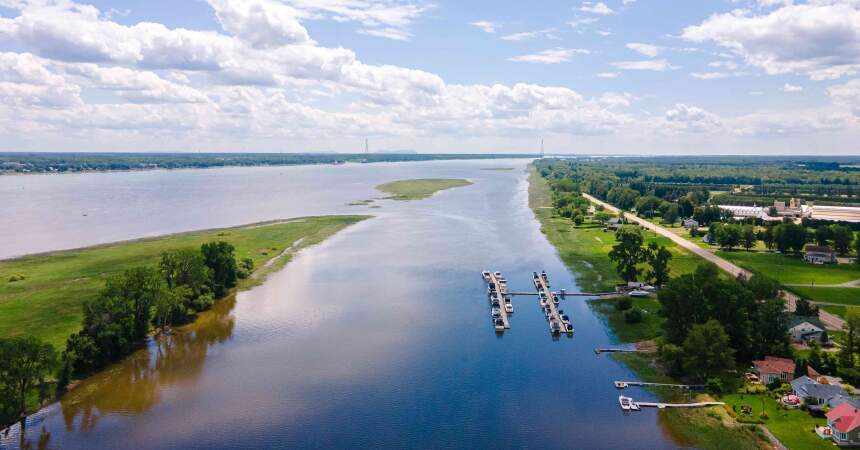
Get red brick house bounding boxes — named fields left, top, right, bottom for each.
left=827, top=403, right=860, bottom=447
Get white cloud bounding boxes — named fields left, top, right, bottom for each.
left=500, top=28, right=557, bottom=41
left=611, top=59, right=678, bottom=71
left=596, top=72, right=620, bottom=78
left=207, top=0, right=311, bottom=48
left=471, top=20, right=499, bottom=33
left=580, top=2, right=614, bottom=15
left=782, top=83, right=803, bottom=92
left=626, top=43, right=659, bottom=57
left=567, top=17, right=598, bottom=28
left=508, top=48, right=590, bottom=64
left=665, top=103, right=722, bottom=132
left=682, top=2, right=860, bottom=80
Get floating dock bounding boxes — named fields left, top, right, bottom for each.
left=483, top=271, right=511, bottom=331
left=594, top=348, right=640, bottom=355
left=614, top=381, right=704, bottom=390
left=534, top=270, right=573, bottom=335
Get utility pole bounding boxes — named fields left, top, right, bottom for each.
left=540, top=138, right=544, bottom=158
left=365, top=138, right=369, bottom=155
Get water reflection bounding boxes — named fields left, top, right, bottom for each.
left=58, top=295, right=236, bottom=433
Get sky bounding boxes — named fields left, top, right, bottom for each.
left=1, top=0, right=860, bottom=154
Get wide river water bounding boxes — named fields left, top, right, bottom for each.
left=1, top=160, right=676, bottom=449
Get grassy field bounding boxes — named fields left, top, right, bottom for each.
left=589, top=296, right=664, bottom=343
left=791, top=286, right=860, bottom=306
left=0, top=216, right=369, bottom=348
left=375, top=178, right=472, bottom=200
left=528, top=166, right=766, bottom=449
left=722, top=392, right=828, bottom=450
left=716, top=251, right=860, bottom=285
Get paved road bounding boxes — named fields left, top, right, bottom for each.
left=583, top=193, right=845, bottom=330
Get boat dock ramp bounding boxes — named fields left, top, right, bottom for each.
left=533, top=270, right=574, bottom=335
left=483, top=271, right=512, bottom=332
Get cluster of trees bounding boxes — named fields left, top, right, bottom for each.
left=709, top=223, right=757, bottom=251
left=608, top=227, right=673, bottom=287
left=0, top=338, right=56, bottom=426
left=61, top=242, right=244, bottom=384
left=813, top=224, right=855, bottom=255
left=657, top=264, right=789, bottom=382
left=551, top=179, right=592, bottom=224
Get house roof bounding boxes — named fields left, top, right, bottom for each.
left=827, top=403, right=860, bottom=433
left=753, top=356, right=795, bottom=375
left=805, top=245, right=834, bottom=254
left=794, top=379, right=848, bottom=399
left=788, top=316, right=825, bottom=332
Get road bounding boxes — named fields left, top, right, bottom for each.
left=583, top=193, right=845, bottom=330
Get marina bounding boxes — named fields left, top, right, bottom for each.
left=533, top=270, right=574, bottom=335
left=483, top=270, right=511, bottom=331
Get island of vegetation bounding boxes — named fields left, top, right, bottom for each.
left=0, top=215, right=368, bottom=428
left=531, top=158, right=860, bottom=450
left=0, top=152, right=533, bottom=175
left=376, top=178, right=473, bottom=201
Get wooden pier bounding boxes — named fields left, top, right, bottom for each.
left=534, top=271, right=573, bottom=335
left=594, top=348, right=641, bottom=355
left=507, top=291, right=619, bottom=298
left=621, top=396, right=724, bottom=410
left=614, top=381, right=704, bottom=390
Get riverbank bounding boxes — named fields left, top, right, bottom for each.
left=526, top=166, right=768, bottom=449
left=376, top=178, right=473, bottom=201
left=0, top=216, right=370, bottom=349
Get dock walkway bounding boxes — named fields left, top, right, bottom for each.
left=486, top=271, right=511, bottom=330
left=534, top=271, right=572, bottom=334
left=614, top=381, right=703, bottom=390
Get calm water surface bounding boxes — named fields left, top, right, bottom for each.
left=2, top=160, right=676, bottom=449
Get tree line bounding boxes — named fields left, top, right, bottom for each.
left=0, top=241, right=246, bottom=428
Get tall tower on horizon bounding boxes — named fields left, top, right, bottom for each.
left=540, top=138, right=544, bottom=158
left=365, top=138, right=369, bottom=154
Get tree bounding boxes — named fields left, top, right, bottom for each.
left=795, top=298, right=819, bottom=317
left=662, top=203, right=680, bottom=225
left=201, top=241, right=239, bottom=298
left=816, top=226, right=833, bottom=246
left=841, top=310, right=860, bottom=369
left=831, top=225, right=853, bottom=256
left=773, top=222, right=807, bottom=254
left=856, top=234, right=860, bottom=267
left=713, top=223, right=741, bottom=250
left=763, top=225, right=775, bottom=250
left=646, top=242, right=672, bottom=287
left=682, top=320, right=735, bottom=381
left=608, top=227, right=645, bottom=282
left=100, top=267, right=166, bottom=342
left=593, top=211, right=613, bottom=225
left=0, top=337, right=56, bottom=420
left=160, top=248, right=211, bottom=298
left=635, top=195, right=664, bottom=218
left=607, top=187, right=641, bottom=211
left=693, top=205, right=723, bottom=226
left=741, top=225, right=757, bottom=252
left=678, top=196, right=695, bottom=218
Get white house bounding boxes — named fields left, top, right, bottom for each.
left=789, top=316, right=826, bottom=344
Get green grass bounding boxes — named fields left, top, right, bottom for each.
left=375, top=178, right=472, bottom=200
left=790, top=286, right=860, bottom=306
left=0, top=215, right=369, bottom=349
left=589, top=296, right=664, bottom=343
left=716, top=251, right=860, bottom=285
left=722, top=392, right=828, bottom=450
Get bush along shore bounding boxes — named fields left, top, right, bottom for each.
left=0, top=216, right=368, bottom=430
left=529, top=165, right=782, bottom=449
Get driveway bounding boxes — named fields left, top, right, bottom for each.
left=583, top=193, right=845, bottom=330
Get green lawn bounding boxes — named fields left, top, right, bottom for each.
left=375, top=178, right=472, bottom=200
left=790, top=286, right=860, bottom=306
left=0, top=216, right=369, bottom=348
left=717, top=251, right=860, bottom=285
left=589, top=296, right=664, bottom=343
left=722, top=392, right=829, bottom=450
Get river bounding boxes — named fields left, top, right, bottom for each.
left=1, top=160, right=675, bottom=449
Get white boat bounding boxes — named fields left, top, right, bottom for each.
left=505, top=303, right=514, bottom=313
left=630, top=290, right=650, bottom=297
left=482, top=270, right=491, bottom=281
left=614, top=381, right=628, bottom=389
left=619, top=396, right=640, bottom=411
left=494, top=318, right=505, bottom=331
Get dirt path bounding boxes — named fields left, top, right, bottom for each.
left=583, top=193, right=845, bottom=331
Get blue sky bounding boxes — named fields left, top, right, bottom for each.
left=1, top=0, right=859, bottom=154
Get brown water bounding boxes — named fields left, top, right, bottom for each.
left=2, top=161, right=677, bottom=449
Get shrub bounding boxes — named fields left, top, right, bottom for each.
left=7, top=274, right=25, bottom=282
left=760, top=412, right=769, bottom=421
left=624, top=307, right=644, bottom=324
left=615, top=297, right=633, bottom=311
left=191, top=293, right=214, bottom=312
